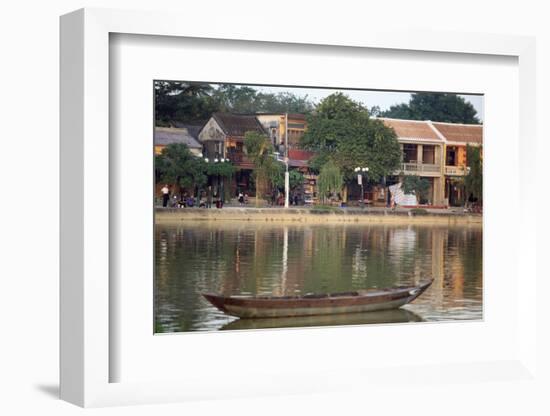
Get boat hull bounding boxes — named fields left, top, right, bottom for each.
left=202, top=280, right=432, bottom=319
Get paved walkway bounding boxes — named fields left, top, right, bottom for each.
left=157, top=203, right=480, bottom=218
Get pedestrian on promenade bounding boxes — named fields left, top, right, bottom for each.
left=238, top=191, right=244, bottom=205
left=206, top=186, right=212, bottom=209
left=161, top=184, right=170, bottom=207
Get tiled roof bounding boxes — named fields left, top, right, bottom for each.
left=431, top=122, right=483, bottom=144
left=213, top=113, right=267, bottom=137
left=288, top=149, right=315, bottom=160
left=169, top=123, right=203, bottom=139
left=154, top=127, right=202, bottom=148
left=379, top=118, right=442, bottom=141
left=254, top=112, right=306, bottom=120
left=289, top=159, right=309, bottom=168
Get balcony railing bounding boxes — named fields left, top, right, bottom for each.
left=397, top=162, right=441, bottom=175
left=444, top=165, right=467, bottom=176
left=227, top=152, right=254, bottom=168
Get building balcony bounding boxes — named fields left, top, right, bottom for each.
left=396, top=162, right=441, bottom=176
left=444, top=165, right=468, bottom=176
left=227, top=152, right=254, bottom=169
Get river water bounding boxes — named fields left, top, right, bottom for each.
left=155, top=222, right=482, bottom=332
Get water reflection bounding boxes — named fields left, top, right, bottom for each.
left=221, top=308, right=423, bottom=331
left=154, top=223, right=483, bottom=332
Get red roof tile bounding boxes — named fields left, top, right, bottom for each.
left=380, top=118, right=441, bottom=141
left=212, top=113, right=267, bottom=137
left=431, top=122, right=483, bottom=144
left=288, top=149, right=315, bottom=160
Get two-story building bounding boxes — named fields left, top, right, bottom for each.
left=431, top=122, right=483, bottom=206
left=379, top=118, right=483, bottom=207
left=380, top=118, right=447, bottom=206
left=198, top=112, right=268, bottom=195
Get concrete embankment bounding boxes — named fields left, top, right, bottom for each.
left=155, top=207, right=482, bottom=226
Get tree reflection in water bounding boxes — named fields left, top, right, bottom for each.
left=154, top=223, right=482, bottom=333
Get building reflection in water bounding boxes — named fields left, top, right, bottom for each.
left=154, top=223, right=483, bottom=332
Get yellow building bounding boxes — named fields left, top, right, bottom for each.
left=379, top=118, right=483, bottom=207
left=380, top=118, right=447, bottom=206
left=431, top=122, right=483, bottom=206
left=256, top=113, right=307, bottom=151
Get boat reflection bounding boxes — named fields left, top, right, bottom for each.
left=220, top=308, right=423, bottom=331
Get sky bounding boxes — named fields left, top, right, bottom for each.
left=255, top=85, right=484, bottom=122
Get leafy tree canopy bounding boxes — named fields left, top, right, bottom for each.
left=206, top=161, right=236, bottom=178
left=155, top=81, right=315, bottom=125
left=244, top=131, right=281, bottom=205
left=301, top=93, right=402, bottom=183
left=317, top=160, right=343, bottom=202
left=381, top=92, right=480, bottom=124
left=271, top=166, right=304, bottom=191
left=401, top=175, right=431, bottom=204
left=154, top=82, right=218, bottom=125
left=464, top=145, right=483, bottom=203
left=155, top=143, right=208, bottom=190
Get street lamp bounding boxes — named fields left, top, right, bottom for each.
left=284, top=156, right=289, bottom=208
left=215, top=157, right=227, bottom=206
left=354, top=166, right=369, bottom=207
left=205, top=156, right=228, bottom=207
left=271, top=152, right=290, bottom=208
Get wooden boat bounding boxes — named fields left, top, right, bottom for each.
left=202, top=280, right=433, bottom=319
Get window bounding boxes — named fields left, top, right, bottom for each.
left=403, top=144, right=417, bottom=163
left=423, top=145, right=435, bottom=164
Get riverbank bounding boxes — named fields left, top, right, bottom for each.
left=155, top=206, right=482, bottom=226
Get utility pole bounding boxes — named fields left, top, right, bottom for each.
left=284, top=113, right=290, bottom=208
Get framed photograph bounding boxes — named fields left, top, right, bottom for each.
left=152, top=80, right=484, bottom=334
left=60, top=8, right=538, bottom=409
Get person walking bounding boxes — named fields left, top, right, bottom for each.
left=206, top=186, right=212, bottom=209
left=161, top=184, right=170, bottom=207
left=238, top=191, right=244, bottom=205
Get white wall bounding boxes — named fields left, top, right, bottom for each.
left=0, top=1, right=548, bottom=415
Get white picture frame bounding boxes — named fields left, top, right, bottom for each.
left=60, top=7, right=539, bottom=408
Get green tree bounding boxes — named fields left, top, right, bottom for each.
left=155, top=143, right=207, bottom=194
left=206, top=160, right=236, bottom=202
left=272, top=167, right=304, bottom=191
left=382, top=92, right=480, bottom=124
left=206, top=161, right=236, bottom=178
left=212, top=84, right=259, bottom=113
left=256, top=92, right=315, bottom=114
left=155, top=81, right=316, bottom=126
left=288, top=170, right=305, bottom=190
left=317, top=160, right=343, bottom=203
left=154, top=81, right=218, bottom=125
left=244, top=131, right=280, bottom=206
left=464, top=145, right=483, bottom=204
left=301, top=93, right=401, bottom=199
left=401, top=175, right=431, bottom=204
